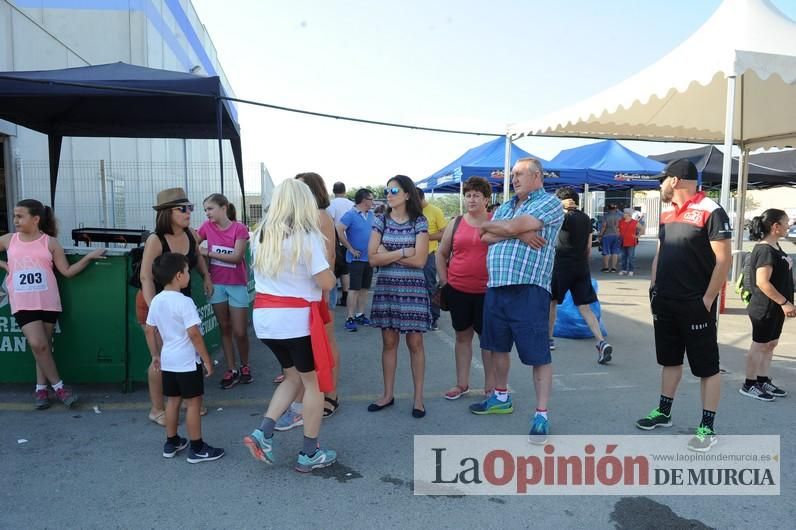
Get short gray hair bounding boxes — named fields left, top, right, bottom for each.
left=517, top=157, right=544, bottom=175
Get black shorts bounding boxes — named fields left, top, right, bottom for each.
left=749, top=312, right=785, bottom=343
left=334, top=243, right=349, bottom=277
left=551, top=265, right=597, bottom=306
left=162, top=364, right=204, bottom=399
left=445, top=284, right=485, bottom=334
left=349, top=260, right=374, bottom=290
left=262, top=336, right=314, bottom=373
left=13, top=310, right=60, bottom=328
left=651, top=294, right=719, bottom=378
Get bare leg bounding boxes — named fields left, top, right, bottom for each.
left=453, top=327, right=474, bottom=390
left=346, top=289, right=358, bottom=319
left=144, top=325, right=165, bottom=416
left=212, top=302, right=235, bottom=371
left=265, top=367, right=302, bottom=421
left=165, top=395, right=182, bottom=438
left=493, top=352, right=511, bottom=389
left=745, top=341, right=767, bottom=379
left=759, top=340, right=777, bottom=378
left=325, top=318, right=340, bottom=402
left=533, top=363, right=553, bottom=410
left=229, top=307, right=250, bottom=365
left=184, top=396, right=203, bottom=441
left=357, top=289, right=368, bottom=315
left=611, top=254, right=619, bottom=270
left=406, top=332, right=426, bottom=410
left=21, top=321, right=61, bottom=384
left=548, top=301, right=557, bottom=339
left=376, top=329, right=399, bottom=406
left=661, top=365, right=683, bottom=398
left=481, top=349, right=496, bottom=393
left=577, top=305, right=605, bottom=342
left=298, top=370, right=324, bottom=438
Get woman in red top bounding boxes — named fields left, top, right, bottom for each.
left=436, top=177, right=495, bottom=400
left=618, top=208, right=641, bottom=276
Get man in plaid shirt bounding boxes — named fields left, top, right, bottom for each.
left=469, top=157, right=564, bottom=445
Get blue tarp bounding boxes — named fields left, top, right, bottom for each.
left=549, top=140, right=663, bottom=190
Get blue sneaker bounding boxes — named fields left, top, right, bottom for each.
left=355, top=314, right=371, bottom=326
left=162, top=436, right=188, bottom=458
left=275, top=408, right=304, bottom=432
left=529, top=414, right=549, bottom=445
left=243, top=429, right=274, bottom=464
left=295, top=447, right=337, bottom=473
left=469, top=394, right=513, bottom=415
left=186, top=443, right=225, bottom=464
left=344, top=317, right=358, bottom=332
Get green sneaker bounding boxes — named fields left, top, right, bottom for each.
left=469, top=394, right=513, bottom=415
left=635, top=408, right=672, bottom=430
left=687, top=426, right=717, bottom=452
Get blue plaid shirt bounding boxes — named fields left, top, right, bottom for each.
left=486, top=188, right=564, bottom=291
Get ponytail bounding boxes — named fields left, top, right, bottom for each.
left=749, top=208, right=786, bottom=241
left=203, top=193, right=236, bottom=222
left=16, top=199, right=58, bottom=237
left=226, top=203, right=237, bottom=222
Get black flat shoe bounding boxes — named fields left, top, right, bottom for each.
left=367, top=398, right=394, bottom=412
left=412, top=407, right=426, bottom=418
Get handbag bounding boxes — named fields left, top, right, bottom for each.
left=432, top=215, right=464, bottom=312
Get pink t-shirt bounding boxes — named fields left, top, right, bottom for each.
left=198, top=220, right=250, bottom=285
left=6, top=233, right=62, bottom=313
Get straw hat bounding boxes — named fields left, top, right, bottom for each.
left=153, top=188, right=191, bottom=210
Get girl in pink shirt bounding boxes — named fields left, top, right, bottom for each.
left=197, top=194, right=251, bottom=390
left=0, top=199, right=105, bottom=410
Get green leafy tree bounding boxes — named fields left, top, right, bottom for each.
left=429, top=195, right=462, bottom=218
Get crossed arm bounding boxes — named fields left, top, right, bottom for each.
left=480, top=214, right=547, bottom=248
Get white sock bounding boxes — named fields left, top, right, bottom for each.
left=52, top=380, right=64, bottom=391
left=35, top=384, right=48, bottom=392
left=290, top=402, right=304, bottom=414
left=535, top=409, right=548, bottom=420
left=494, top=389, right=509, bottom=403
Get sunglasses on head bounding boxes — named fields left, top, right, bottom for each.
left=384, top=187, right=402, bottom=197
left=172, top=204, right=194, bottom=213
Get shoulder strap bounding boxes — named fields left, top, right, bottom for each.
left=157, top=232, right=169, bottom=252
left=447, top=215, right=463, bottom=263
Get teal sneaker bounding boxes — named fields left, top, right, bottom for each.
left=529, top=414, right=549, bottom=445
left=243, top=429, right=274, bottom=464
left=469, top=394, right=513, bottom=415
left=295, top=447, right=337, bottom=473
left=687, top=426, right=717, bottom=452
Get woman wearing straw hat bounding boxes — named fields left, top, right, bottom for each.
left=138, top=187, right=213, bottom=425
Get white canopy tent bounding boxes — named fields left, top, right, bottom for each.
left=508, top=0, right=796, bottom=276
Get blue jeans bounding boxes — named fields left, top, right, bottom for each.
left=424, top=252, right=440, bottom=322
left=621, top=246, right=636, bottom=272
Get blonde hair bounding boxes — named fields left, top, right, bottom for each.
left=253, top=179, right=323, bottom=277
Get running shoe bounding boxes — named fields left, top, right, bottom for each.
left=469, top=394, right=513, bottom=415
left=549, top=338, right=556, bottom=351
left=687, top=426, right=717, bottom=452
left=243, top=430, right=274, bottom=464
left=219, top=369, right=240, bottom=390
left=739, top=383, right=775, bottom=402
left=597, top=341, right=613, bottom=364
left=34, top=389, right=51, bottom=410
left=239, top=364, right=253, bottom=385
left=355, top=314, right=372, bottom=326
left=295, top=447, right=337, bottom=473
left=431, top=320, right=440, bottom=331
left=274, top=408, right=304, bottom=431
left=54, top=386, right=78, bottom=407
left=628, top=271, right=634, bottom=277
left=529, top=414, right=549, bottom=445
left=162, top=437, right=189, bottom=458
left=609, top=268, right=617, bottom=273
left=186, top=443, right=225, bottom=463
left=618, top=270, right=628, bottom=276
left=344, top=317, right=358, bottom=332
left=635, top=408, right=672, bottom=430
left=760, top=380, right=787, bottom=397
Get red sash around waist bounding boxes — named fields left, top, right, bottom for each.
left=253, top=293, right=335, bottom=393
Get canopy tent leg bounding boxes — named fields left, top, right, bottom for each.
left=583, top=183, right=590, bottom=218
left=731, top=147, right=750, bottom=280
left=216, top=97, right=225, bottom=195
left=719, top=76, right=736, bottom=211
left=47, top=135, right=62, bottom=208
left=459, top=179, right=463, bottom=215
left=503, top=134, right=511, bottom=202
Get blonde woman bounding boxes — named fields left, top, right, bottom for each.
left=243, top=179, right=338, bottom=473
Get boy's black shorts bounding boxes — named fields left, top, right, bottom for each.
left=651, top=294, right=719, bottom=377
left=162, top=364, right=204, bottom=399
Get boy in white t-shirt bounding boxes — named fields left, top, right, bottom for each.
left=145, top=252, right=224, bottom=463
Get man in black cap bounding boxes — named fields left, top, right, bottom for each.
left=635, top=159, right=731, bottom=453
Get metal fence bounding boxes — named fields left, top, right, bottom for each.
left=14, top=160, right=265, bottom=246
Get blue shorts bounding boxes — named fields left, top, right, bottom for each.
left=481, top=284, right=551, bottom=366
left=208, top=284, right=250, bottom=308
left=601, top=234, right=621, bottom=256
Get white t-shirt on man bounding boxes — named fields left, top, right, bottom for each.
left=327, top=196, right=354, bottom=224
left=252, top=231, right=329, bottom=339
left=146, top=290, right=203, bottom=372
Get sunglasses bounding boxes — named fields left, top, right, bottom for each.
left=384, top=187, right=402, bottom=197
left=172, top=204, right=194, bottom=213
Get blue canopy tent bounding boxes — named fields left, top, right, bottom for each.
left=548, top=140, right=663, bottom=190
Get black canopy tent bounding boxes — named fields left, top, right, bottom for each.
left=0, top=62, right=245, bottom=214
left=649, top=145, right=796, bottom=190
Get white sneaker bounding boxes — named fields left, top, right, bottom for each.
left=618, top=271, right=628, bottom=276
left=628, top=271, right=634, bottom=277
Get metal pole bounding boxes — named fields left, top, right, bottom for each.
left=583, top=183, right=590, bottom=217
left=459, top=179, right=464, bottom=215
left=719, top=76, right=736, bottom=211
left=503, top=134, right=511, bottom=202
left=99, top=159, right=108, bottom=228
left=217, top=98, right=225, bottom=195
left=731, top=148, right=750, bottom=280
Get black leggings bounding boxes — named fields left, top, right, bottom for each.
left=261, top=336, right=314, bottom=373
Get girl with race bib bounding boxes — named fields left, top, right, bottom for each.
left=197, top=193, right=251, bottom=390
left=0, top=199, right=105, bottom=409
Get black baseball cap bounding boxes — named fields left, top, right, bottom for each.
left=659, top=158, right=698, bottom=181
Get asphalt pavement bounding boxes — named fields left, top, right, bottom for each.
left=1, top=238, right=795, bottom=529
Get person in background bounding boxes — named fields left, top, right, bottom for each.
left=618, top=208, right=641, bottom=277
left=548, top=187, right=613, bottom=364
left=436, top=177, right=495, bottom=400
left=599, top=204, right=622, bottom=272
left=740, top=209, right=794, bottom=401
left=337, top=188, right=376, bottom=332
left=327, top=182, right=354, bottom=307
left=243, top=179, right=337, bottom=472
left=0, top=199, right=105, bottom=409
left=139, top=188, right=212, bottom=426
left=197, top=193, right=251, bottom=390
left=418, top=189, right=448, bottom=330
left=635, top=159, right=731, bottom=453
left=368, top=175, right=430, bottom=418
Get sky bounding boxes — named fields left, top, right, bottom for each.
left=192, top=0, right=796, bottom=191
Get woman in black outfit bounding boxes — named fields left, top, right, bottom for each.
left=740, top=209, right=795, bottom=402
